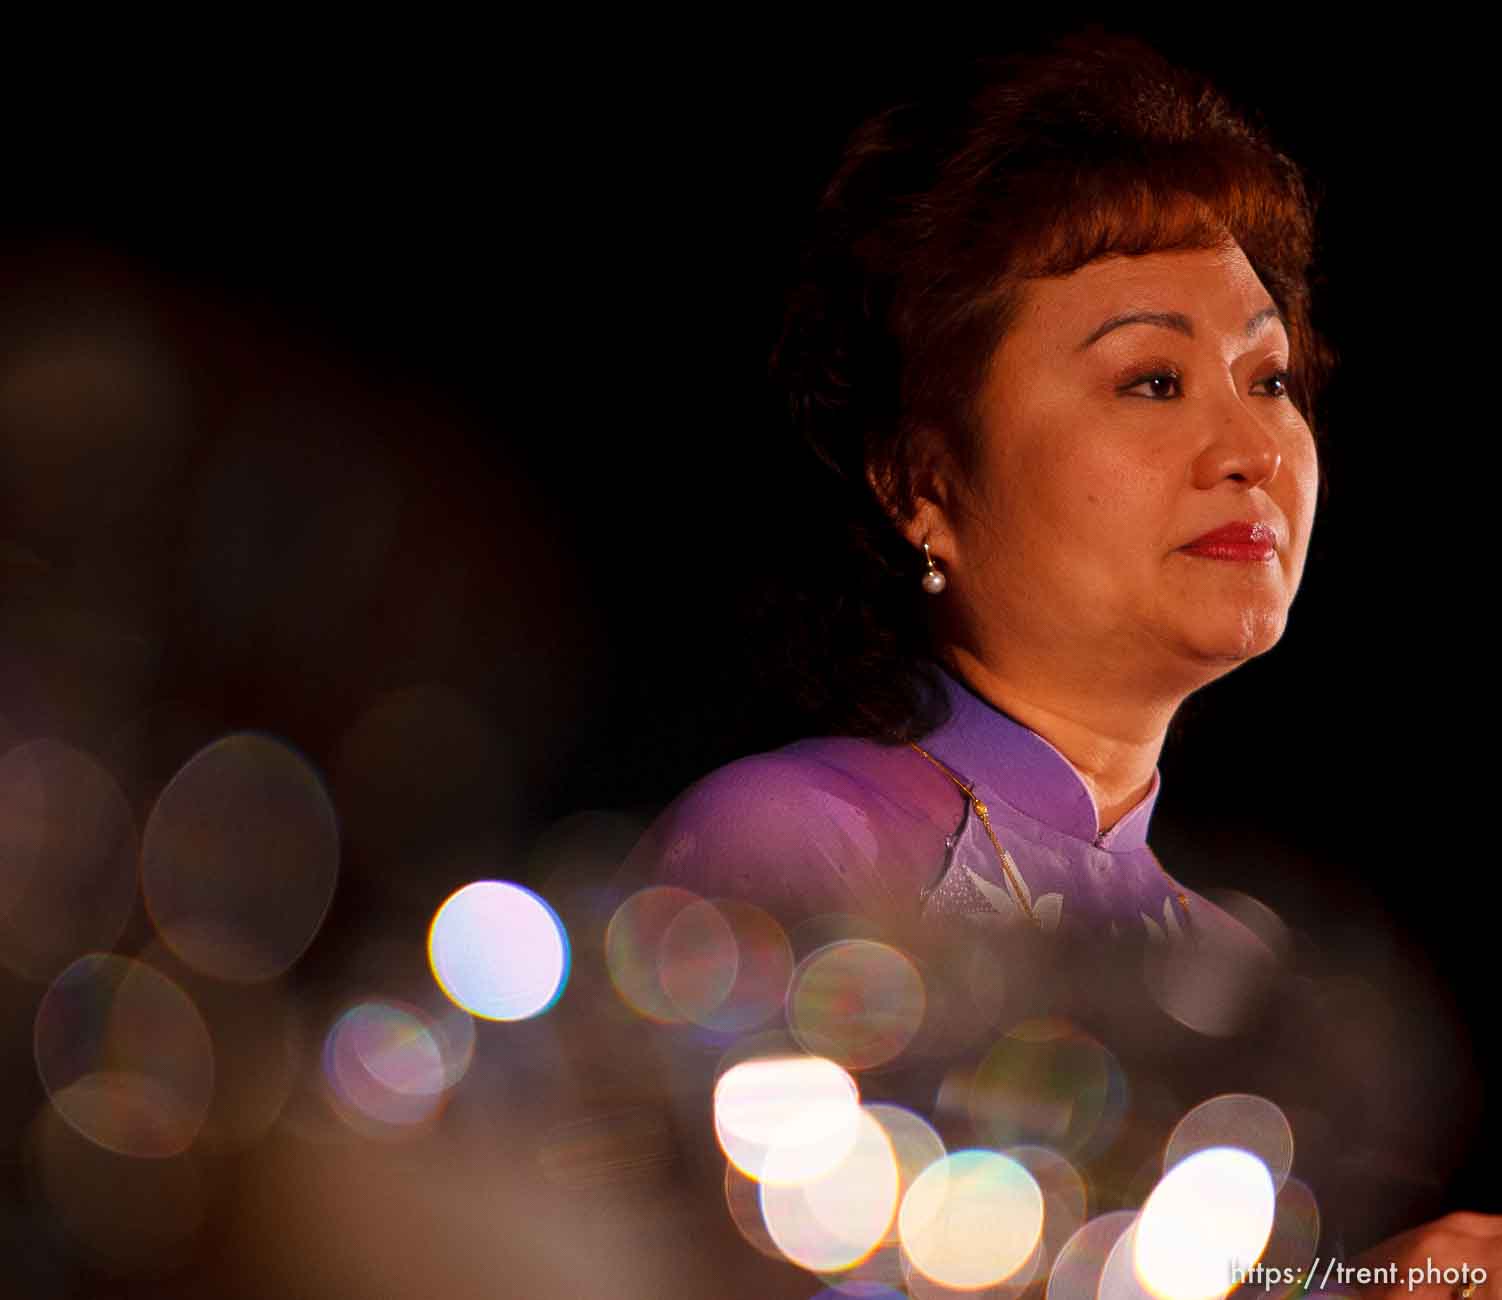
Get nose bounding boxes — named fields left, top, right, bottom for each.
left=1190, top=391, right=1282, bottom=492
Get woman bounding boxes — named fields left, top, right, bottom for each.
left=624, top=30, right=1324, bottom=950
left=621, top=28, right=1489, bottom=1294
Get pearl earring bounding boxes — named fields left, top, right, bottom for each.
left=920, top=542, right=946, bottom=595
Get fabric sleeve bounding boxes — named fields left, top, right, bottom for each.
left=616, top=751, right=916, bottom=927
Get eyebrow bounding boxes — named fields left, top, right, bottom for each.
left=1076, top=303, right=1284, bottom=350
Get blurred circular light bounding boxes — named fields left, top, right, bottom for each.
left=658, top=897, right=738, bottom=1024
left=179, top=971, right=299, bottom=1151
left=1204, top=890, right=1293, bottom=963
left=866, top=1104, right=946, bottom=1236
left=1134, top=1147, right=1276, bottom=1300
left=1165, top=1094, right=1294, bottom=1194
left=0, top=740, right=138, bottom=982
left=324, top=1001, right=446, bottom=1130
left=714, top=1055, right=860, bottom=1185
left=724, top=1160, right=785, bottom=1261
left=1008, top=1144, right=1089, bottom=1270
left=899, top=1150, right=1044, bottom=1290
left=604, top=885, right=700, bottom=1022
left=970, top=1019, right=1123, bottom=1156
left=813, top=1105, right=946, bottom=1295
left=31, top=1102, right=204, bottom=1273
left=789, top=940, right=926, bottom=1070
left=34, top=954, right=214, bottom=1157
left=427, top=997, right=478, bottom=1087
left=1048, top=1211, right=1137, bottom=1300
left=761, top=1108, right=899, bottom=1273
left=428, top=880, right=569, bottom=1021
left=141, top=732, right=339, bottom=981
left=1143, top=913, right=1277, bottom=1039
left=1099, top=1222, right=1155, bottom=1300
left=685, top=900, right=792, bottom=1035
left=1253, top=1176, right=1322, bottom=1300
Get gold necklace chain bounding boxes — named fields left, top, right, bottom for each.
left=908, top=741, right=1042, bottom=929
left=906, top=740, right=1191, bottom=928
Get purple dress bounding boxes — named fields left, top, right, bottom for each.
left=623, top=660, right=1262, bottom=956
left=618, top=663, right=1470, bottom=1263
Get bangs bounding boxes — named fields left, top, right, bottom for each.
left=1011, top=168, right=1311, bottom=290
left=962, top=162, right=1328, bottom=422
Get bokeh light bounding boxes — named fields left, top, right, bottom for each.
left=34, top=954, right=214, bottom=1158
left=0, top=739, right=138, bottom=982
left=428, top=880, right=570, bottom=1021
left=29, top=1101, right=205, bottom=1275
left=1008, top=1144, right=1089, bottom=1273
left=141, top=732, right=340, bottom=982
left=1251, top=1177, right=1321, bottom=1300
left=759, top=1107, right=899, bottom=1272
left=1205, top=890, right=1294, bottom=964
left=814, top=1104, right=947, bottom=1294
left=723, top=1160, right=786, bottom=1260
left=681, top=899, right=792, bottom=1034
left=656, top=896, right=738, bottom=1023
left=1099, top=1221, right=1155, bottom=1300
left=607, top=891, right=793, bottom=1034
left=899, top=1150, right=1044, bottom=1291
left=1143, top=912, right=1278, bottom=1039
left=1048, top=1211, right=1137, bottom=1300
left=969, top=1019, right=1124, bottom=1156
left=714, top=1055, right=860, bottom=1185
left=604, top=885, right=700, bottom=1023
left=323, top=1001, right=448, bottom=1131
left=1165, top=1094, right=1294, bottom=1193
left=866, top=1104, right=947, bottom=1236
left=788, top=939, right=926, bottom=1070
left=1133, top=1147, right=1276, bottom=1300
left=179, top=971, right=300, bottom=1152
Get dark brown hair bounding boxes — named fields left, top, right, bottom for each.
left=759, top=27, right=1336, bottom=742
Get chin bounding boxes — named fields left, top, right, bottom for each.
left=1183, top=603, right=1290, bottom=666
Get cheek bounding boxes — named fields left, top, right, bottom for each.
left=975, top=402, right=1170, bottom=582
left=1286, top=432, right=1320, bottom=538
left=1000, top=450, right=1170, bottom=606
left=1057, top=439, right=1175, bottom=550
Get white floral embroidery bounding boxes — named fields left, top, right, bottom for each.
left=962, top=866, right=1063, bottom=933
left=1033, top=893, right=1064, bottom=933
left=1163, top=894, right=1183, bottom=941
left=963, top=866, right=1030, bottom=923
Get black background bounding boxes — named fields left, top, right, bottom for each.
left=2, top=12, right=1493, bottom=1245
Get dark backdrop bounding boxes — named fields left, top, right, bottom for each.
left=0, top=18, right=1491, bottom=1291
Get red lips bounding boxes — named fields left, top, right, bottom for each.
left=1184, top=520, right=1276, bottom=549
left=1178, top=519, right=1277, bottom=562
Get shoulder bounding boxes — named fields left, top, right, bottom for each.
left=1176, top=885, right=1280, bottom=965
left=618, top=736, right=964, bottom=925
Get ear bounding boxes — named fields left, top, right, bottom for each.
left=865, top=442, right=958, bottom=561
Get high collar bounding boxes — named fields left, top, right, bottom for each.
left=920, top=661, right=1161, bottom=853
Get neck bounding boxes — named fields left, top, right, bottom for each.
left=941, top=646, right=1174, bottom=833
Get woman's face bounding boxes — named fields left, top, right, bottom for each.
left=922, top=241, right=1318, bottom=697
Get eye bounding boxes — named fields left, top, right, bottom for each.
left=1119, top=368, right=1183, bottom=400
left=1253, top=368, right=1294, bottom=399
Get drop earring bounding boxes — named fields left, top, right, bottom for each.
left=920, top=542, right=946, bottom=595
